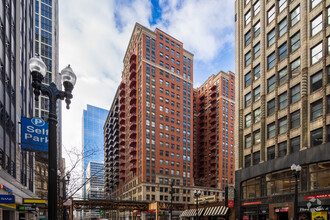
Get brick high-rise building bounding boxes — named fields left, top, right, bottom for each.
left=104, top=23, right=224, bottom=219
left=193, top=71, right=235, bottom=189
left=235, top=0, right=330, bottom=219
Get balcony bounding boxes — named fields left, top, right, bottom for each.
left=199, top=94, right=205, bottom=101
left=119, top=138, right=125, bottom=146
left=119, top=125, right=125, bottom=132
left=119, top=145, right=125, bottom=152
left=210, top=159, right=216, bottom=165
left=129, top=114, right=136, bottom=122
left=130, top=140, right=136, bottom=147
left=119, top=159, right=125, bottom=165
left=120, top=89, right=125, bottom=97
left=210, top=139, right=216, bottom=145
left=119, top=174, right=125, bottom=180
left=129, top=164, right=137, bottom=172
left=130, top=54, right=136, bottom=64
left=129, top=78, right=136, bottom=89
left=119, top=132, right=125, bottom=139
left=130, top=104, right=136, bottom=114
left=130, top=122, right=137, bottom=130
left=210, top=111, right=216, bottom=118
left=119, top=117, right=125, bottom=125
left=130, top=96, right=136, bottom=105
left=129, top=70, right=136, bottom=80
left=129, top=131, right=136, bottom=139
left=129, top=146, right=137, bottom=155
left=130, top=61, right=136, bottom=72
left=211, top=84, right=216, bottom=91
left=199, top=100, right=205, bottom=107
left=210, top=153, right=216, bottom=158
left=120, top=103, right=125, bottom=111
left=130, top=155, right=137, bottom=162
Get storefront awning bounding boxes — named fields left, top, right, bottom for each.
left=180, top=208, right=204, bottom=217
left=204, top=206, right=229, bottom=216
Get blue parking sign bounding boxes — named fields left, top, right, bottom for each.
left=21, top=117, right=49, bottom=152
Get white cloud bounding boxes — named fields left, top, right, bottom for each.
left=155, top=0, right=235, bottom=62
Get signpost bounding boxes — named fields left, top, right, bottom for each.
left=0, top=195, right=15, bottom=203
left=23, top=198, right=46, bottom=204
left=21, top=117, right=49, bottom=152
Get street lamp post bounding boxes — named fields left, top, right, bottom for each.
left=169, top=180, right=175, bottom=220
left=29, top=55, right=76, bottom=220
left=291, top=164, right=301, bottom=220
left=194, top=190, right=201, bottom=220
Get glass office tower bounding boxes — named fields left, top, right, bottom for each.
left=82, top=104, right=108, bottom=199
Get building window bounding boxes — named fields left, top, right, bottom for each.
left=267, top=99, right=275, bottom=116
left=279, top=117, right=287, bottom=134
left=268, top=52, right=276, bottom=69
left=245, top=31, right=251, bottom=46
left=328, top=7, right=330, bottom=25
left=291, top=84, right=300, bottom=103
left=291, top=58, right=301, bottom=77
left=245, top=50, right=251, bottom=66
left=245, top=92, right=251, bottom=107
left=245, top=113, right=252, bottom=128
left=267, top=122, right=275, bottom=139
left=254, top=64, right=260, bottom=80
left=279, top=67, right=287, bottom=85
left=311, top=14, right=322, bottom=36
left=267, top=146, right=275, bottom=160
left=327, top=96, right=330, bottom=113
left=290, top=136, right=300, bottom=153
left=291, top=31, right=300, bottom=52
left=268, top=6, right=275, bottom=24
left=254, top=86, right=260, bottom=102
left=278, top=141, right=287, bottom=157
left=311, top=0, right=322, bottom=9
left=254, top=21, right=260, bottom=37
left=253, top=130, right=261, bottom=145
left=279, top=92, right=287, bottom=110
left=245, top=134, right=252, bottom=148
left=254, top=42, right=260, bottom=59
left=245, top=72, right=251, bottom=87
left=311, top=71, right=322, bottom=92
left=253, top=151, right=260, bottom=165
left=310, top=161, right=330, bottom=190
left=254, top=0, right=260, bottom=15
left=311, top=99, right=323, bottom=120
left=279, top=17, right=287, bottom=37
left=254, top=108, right=261, bottom=123
left=279, top=0, right=287, bottom=13
left=245, top=155, right=251, bottom=167
left=245, top=10, right=251, bottom=25
left=268, top=29, right=276, bottom=47
left=311, top=42, right=323, bottom=65
left=279, top=43, right=287, bottom=61
left=311, top=128, right=323, bottom=147
left=291, top=6, right=300, bottom=26
left=268, top=75, right=276, bottom=93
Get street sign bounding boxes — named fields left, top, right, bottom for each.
left=21, top=117, right=49, bottom=152
left=0, top=195, right=15, bottom=203
left=23, top=198, right=46, bottom=204
left=99, top=210, right=104, bottom=214
left=18, top=205, right=36, bottom=211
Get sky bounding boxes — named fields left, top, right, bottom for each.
left=59, top=0, right=235, bottom=172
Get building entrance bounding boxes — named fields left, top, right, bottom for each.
left=277, top=212, right=288, bottom=220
